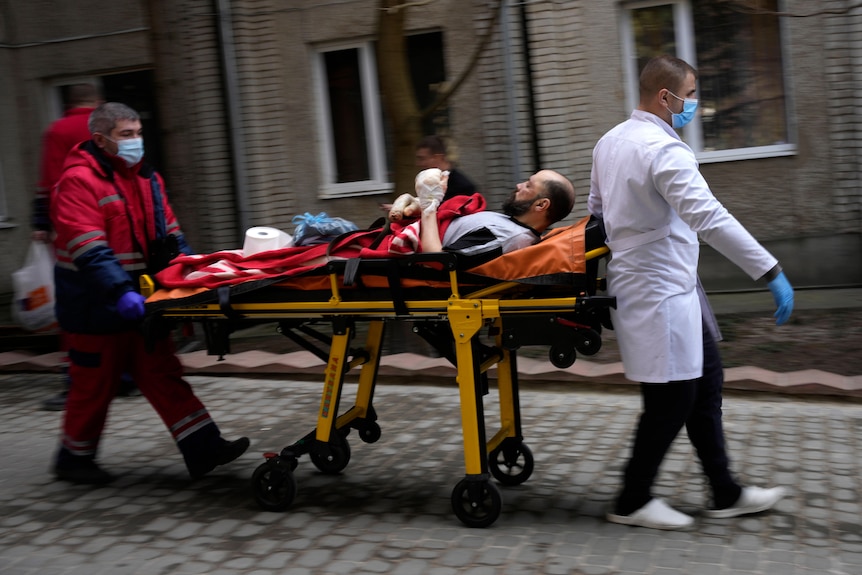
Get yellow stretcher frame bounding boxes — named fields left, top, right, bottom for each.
left=142, top=248, right=613, bottom=528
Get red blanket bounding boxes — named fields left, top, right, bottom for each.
left=154, top=194, right=486, bottom=289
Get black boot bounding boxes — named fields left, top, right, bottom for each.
left=41, top=389, right=69, bottom=411
left=52, top=447, right=114, bottom=485
left=117, top=372, right=141, bottom=397
left=187, top=437, right=250, bottom=479
left=42, top=370, right=72, bottom=411
left=180, top=423, right=250, bottom=479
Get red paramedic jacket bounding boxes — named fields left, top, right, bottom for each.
left=51, top=140, right=191, bottom=334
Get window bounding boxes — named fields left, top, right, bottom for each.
left=621, top=0, right=795, bottom=163
left=314, top=42, right=391, bottom=199
left=406, top=32, right=448, bottom=137
left=313, top=33, right=447, bottom=198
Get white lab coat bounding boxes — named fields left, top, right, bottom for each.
left=588, top=110, right=777, bottom=383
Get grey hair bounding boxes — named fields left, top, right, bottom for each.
left=88, top=102, right=139, bottom=136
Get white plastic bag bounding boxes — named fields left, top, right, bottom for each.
left=11, top=241, right=57, bottom=332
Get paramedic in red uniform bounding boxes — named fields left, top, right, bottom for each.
left=33, top=84, right=102, bottom=240
left=33, top=84, right=111, bottom=411
left=50, top=102, right=249, bottom=484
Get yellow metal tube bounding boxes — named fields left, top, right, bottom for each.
left=316, top=327, right=351, bottom=442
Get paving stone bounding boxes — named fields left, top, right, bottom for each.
left=1, top=374, right=861, bottom=574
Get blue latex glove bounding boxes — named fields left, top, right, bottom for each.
left=117, top=291, right=146, bottom=321
left=767, top=271, right=794, bottom=325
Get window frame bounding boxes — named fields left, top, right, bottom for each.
left=619, top=0, right=797, bottom=164
left=312, top=40, right=393, bottom=199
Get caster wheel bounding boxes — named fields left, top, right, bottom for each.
left=252, top=458, right=297, bottom=512
left=489, top=442, right=534, bottom=486
left=310, top=436, right=351, bottom=474
left=451, top=478, right=502, bottom=528
left=574, top=329, right=602, bottom=356
left=549, top=345, right=576, bottom=368
left=358, top=422, right=381, bottom=444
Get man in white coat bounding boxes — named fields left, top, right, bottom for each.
left=588, top=55, right=795, bottom=530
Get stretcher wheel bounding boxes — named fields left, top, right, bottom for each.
left=358, top=422, right=382, bottom=443
left=252, top=459, right=297, bottom=512
left=310, top=437, right=351, bottom=474
left=549, top=345, right=577, bottom=368
left=574, top=329, right=602, bottom=356
left=488, top=442, right=534, bottom=486
left=451, top=478, right=502, bottom=528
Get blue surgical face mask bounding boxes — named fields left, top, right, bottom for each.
left=105, top=136, right=145, bottom=167
left=667, top=90, right=698, bottom=129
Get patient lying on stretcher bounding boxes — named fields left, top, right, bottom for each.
left=153, top=169, right=575, bottom=289
left=391, top=168, right=575, bottom=265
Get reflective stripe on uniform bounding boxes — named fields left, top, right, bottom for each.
left=56, top=260, right=78, bottom=270
left=67, top=230, right=105, bottom=251
left=170, top=408, right=214, bottom=443
left=70, top=239, right=108, bottom=260
left=98, top=194, right=123, bottom=207
left=62, top=434, right=98, bottom=457
left=174, top=418, right=215, bottom=443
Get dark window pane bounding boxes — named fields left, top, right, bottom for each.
left=101, top=70, right=164, bottom=173
left=632, top=5, right=676, bottom=76
left=325, top=49, right=370, bottom=182
left=407, top=31, right=447, bottom=136
left=693, top=0, right=788, bottom=150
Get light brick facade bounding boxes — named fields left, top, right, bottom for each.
left=0, top=0, right=859, bottom=302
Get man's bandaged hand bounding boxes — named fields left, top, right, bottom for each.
left=416, top=168, right=448, bottom=212
left=389, top=193, right=421, bottom=221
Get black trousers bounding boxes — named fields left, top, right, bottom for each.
left=615, top=321, right=743, bottom=515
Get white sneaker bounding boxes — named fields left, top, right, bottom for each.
left=607, top=498, right=694, bottom=530
left=703, top=486, right=787, bottom=519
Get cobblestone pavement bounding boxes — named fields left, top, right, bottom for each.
left=2, top=373, right=861, bottom=575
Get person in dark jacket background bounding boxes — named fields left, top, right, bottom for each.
left=415, top=135, right=479, bottom=202
left=50, top=102, right=248, bottom=484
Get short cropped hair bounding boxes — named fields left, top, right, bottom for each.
left=543, top=176, right=575, bottom=224
left=88, top=102, right=140, bottom=136
left=67, top=83, right=101, bottom=107
left=639, top=55, right=698, bottom=101
left=416, top=134, right=447, bottom=156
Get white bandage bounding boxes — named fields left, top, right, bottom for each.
left=389, top=193, right=421, bottom=221
left=416, top=168, right=447, bottom=212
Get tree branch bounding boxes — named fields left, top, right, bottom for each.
left=419, top=0, right=506, bottom=121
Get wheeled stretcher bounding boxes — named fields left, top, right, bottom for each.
left=142, top=216, right=615, bottom=527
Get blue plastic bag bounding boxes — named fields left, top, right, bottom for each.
left=291, top=212, right=358, bottom=246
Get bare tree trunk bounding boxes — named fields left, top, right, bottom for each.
left=376, top=0, right=423, bottom=198
left=376, top=0, right=505, bottom=199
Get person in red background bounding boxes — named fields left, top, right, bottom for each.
left=32, top=84, right=109, bottom=411
left=32, top=84, right=102, bottom=240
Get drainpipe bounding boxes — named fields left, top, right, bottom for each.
left=215, top=0, right=251, bottom=235
left=518, top=0, right=541, bottom=172
left=500, top=0, right=522, bottom=179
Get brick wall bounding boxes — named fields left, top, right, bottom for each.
left=825, top=0, right=862, bottom=233
left=0, top=0, right=860, bottom=300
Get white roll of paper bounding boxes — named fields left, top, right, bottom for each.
left=243, top=226, right=293, bottom=256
